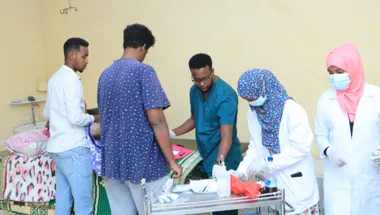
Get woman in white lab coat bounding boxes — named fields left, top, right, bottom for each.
left=232, top=69, right=319, bottom=215
left=315, top=43, right=380, bottom=215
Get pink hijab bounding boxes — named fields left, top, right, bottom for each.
left=326, top=43, right=365, bottom=122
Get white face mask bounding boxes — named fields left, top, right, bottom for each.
left=249, top=96, right=267, bottom=106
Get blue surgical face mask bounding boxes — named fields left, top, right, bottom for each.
left=330, top=73, right=351, bottom=91
left=249, top=96, right=267, bottom=106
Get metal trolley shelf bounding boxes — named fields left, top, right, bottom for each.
left=142, top=178, right=295, bottom=215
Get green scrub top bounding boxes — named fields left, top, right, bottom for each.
left=190, top=78, right=242, bottom=177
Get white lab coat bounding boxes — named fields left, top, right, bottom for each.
left=315, top=84, right=380, bottom=215
left=238, top=99, right=319, bottom=215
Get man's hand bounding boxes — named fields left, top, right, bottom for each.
left=45, top=120, right=50, bottom=131
left=169, top=130, right=176, bottom=138
left=169, top=161, right=182, bottom=178
left=146, top=108, right=180, bottom=176
left=171, top=115, right=195, bottom=137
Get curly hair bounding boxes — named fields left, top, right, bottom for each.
left=123, top=23, right=155, bottom=49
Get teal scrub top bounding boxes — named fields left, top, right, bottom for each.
left=190, top=78, right=242, bottom=177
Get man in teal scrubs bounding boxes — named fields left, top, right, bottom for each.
left=170, top=53, right=242, bottom=183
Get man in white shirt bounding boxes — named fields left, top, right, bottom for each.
left=44, top=37, right=99, bottom=215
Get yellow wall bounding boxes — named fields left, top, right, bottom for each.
left=4, top=0, right=380, bottom=158
left=0, top=0, right=46, bottom=138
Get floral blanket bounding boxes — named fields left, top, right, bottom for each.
left=3, top=154, right=56, bottom=202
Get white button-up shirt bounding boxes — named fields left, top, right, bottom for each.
left=44, top=65, right=94, bottom=153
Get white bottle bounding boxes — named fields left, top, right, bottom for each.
left=216, top=155, right=230, bottom=197
left=266, top=156, right=280, bottom=214
left=265, top=156, right=278, bottom=193
left=216, top=171, right=230, bottom=197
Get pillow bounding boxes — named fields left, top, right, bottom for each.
left=4, top=129, right=49, bottom=156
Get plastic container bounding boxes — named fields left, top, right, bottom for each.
left=265, top=156, right=278, bottom=193
left=216, top=170, right=231, bottom=197
left=216, top=155, right=230, bottom=197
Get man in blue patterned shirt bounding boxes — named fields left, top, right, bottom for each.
left=97, top=23, right=182, bottom=215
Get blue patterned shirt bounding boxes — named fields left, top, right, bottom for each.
left=97, top=58, right=170, bottom=183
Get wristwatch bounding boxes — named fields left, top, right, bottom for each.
left=215, top=160, right=223, bottom=165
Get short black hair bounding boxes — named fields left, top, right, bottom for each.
left=189, top=53, right=213, bottom=70
left=63, top=37, right=89, bottom=59
left=123, top=24, right=155, bottom=49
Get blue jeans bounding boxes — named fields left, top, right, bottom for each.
left=50, top=146, right=93, bottom=215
